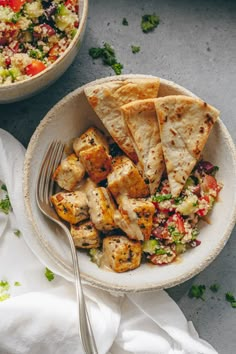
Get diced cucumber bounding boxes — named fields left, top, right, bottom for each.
left=176, top=194, right=198, bottom=215
left=8, top=67, right=21, bottom=81
left=142, top=239, right=159, bottom=254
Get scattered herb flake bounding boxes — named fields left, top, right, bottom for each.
left=188, top=284, right=206, bottom=300
left=225, top=292, right=236, bottom=309
left=45, top=267, right=55, bottom=282
left=0, top=194, right=12, bottom=214
left=88, top=43, right=123, bottom=75
left=131, top=45, right=140, bottom=54
left=210, top=283, right=220, bottom=293
left=112, top=62, right=123, bottom=75
left=1, top=184, right=7, bottom=192
left=14, top=281, right=21, bottom=286
left=225, top=292, right=235, bottom=303
left=0, top=280, right=10, bottom=292
left=122, top=17, right=128, bottom=26
left=0, top=293, right=10, bottom=302
left=141, top=13, right=160, bottom=33
left=13, top=229, right=21, bottom=237
left=152, top=194, right=172, bottom=203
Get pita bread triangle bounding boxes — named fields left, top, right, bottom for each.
left=84, top=78, right=160, bottom=162
left=121, top=98, right=165, bottom=195
left=154, top=95, right=219, bottom=197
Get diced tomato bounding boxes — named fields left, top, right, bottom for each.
left=202, top=174, right=221, bottom=194
left=0, top=0, right=8, bottom=6
left=3, top=0, right=27, bottom=12
left=5, top=57, right=11, bottom=67
left=25, top=60, right=46, bottom=76
left=65, top=0, right=79, bottom=12
left=196, top=195, right=210, bottom=217
left=168, top=213, right=185, bottom=234
left=48, top=44, right=60, bottom=62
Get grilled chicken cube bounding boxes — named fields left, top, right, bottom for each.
left=103, top=235, right=142, bottom=272
left=52, top=153, right=85, bottom=191
left=107, top=155, right=149, bottom=199
left=115, top=196, right=155, bottom=241
left=73, top=126, right=109, bottom=156
left=79, top=145, right=112, bottom=183
left=51, top=191, right=89, bottom=224
left=71, top=221, right=100, bottom=249
left=87, top=187, right=116, bottom=231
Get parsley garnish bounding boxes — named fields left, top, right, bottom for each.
left=174, top=196, right=184, bottom=205
left=14, top=281, right=21, bottom=286
left=225, top=292, right=236, bottom=308
left=0, top=280, right=10, bottom=302
left=191, top=229, right=199, bottom=239
left=210, top=283, right=220, bottom=293
left=141, top=13, right=160, bottom=33
left=0, top=280, right=10, bottom=291
left=13, top=229, right=21, bottom=237
left=122, top=17, right=128, bottom=26
left=89, top=43, right=123, bottom=75
left=112, top=62, right=123, bottom=75
left=152, top=194, right=172, bottom=203
left=1, top=184, right=7, bottom=192
left=188, top=284, right=206, bottom=300
left=0, top=186, right=12, bottom=214
left=131, top=45, right=140, bottom=54
left=45, top=267, right=55, bottom=282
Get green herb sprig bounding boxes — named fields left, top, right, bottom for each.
left=89, top=43, right=123, bottom=75
left=141, top=13, right=160, bottom=33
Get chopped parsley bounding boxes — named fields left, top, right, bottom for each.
left=1, top=184, right=7, bottom=192
left=152, top=194, right=172, bottom=203
left=14, top=281, right=21, bottom=287
left=188, top=284, right=206, bottom=300
left=210, top=283, right=220, bottom=293
left=141, top=13, right=160, bottom=33
left=0, top=280, right=10, bottom=302
left=89, top=43, right=123, bottom=75
left=174, top=196, right=184, bottom=205
left=0, top=193, right=11, bottom=214
left=13, top=229, right=21, bottom=237
left=131, top=45, right=140, bottom=54
left=112, top=62, right=123, bottom=75
left=0, top=293, right=10, bottom=302
left=0, top=280, right=10, bottom=292
left=191, top=229, right=199, bottom=239
left=225, top=292, right=236, bottom=308
left=122, top=17, right=128, bottom=26
left=45, top=267, right=55, bottom=282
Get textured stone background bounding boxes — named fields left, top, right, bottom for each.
left=1, top=1, right=236, bottom=352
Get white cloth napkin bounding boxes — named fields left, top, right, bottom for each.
left=0, top=128, right=218, bottom=354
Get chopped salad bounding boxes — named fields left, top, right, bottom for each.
left=0, top=0, right=79, bottom=84
left=143, top=160, right=222, bottom=265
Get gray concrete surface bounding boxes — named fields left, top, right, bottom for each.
left=0, top=0, right=236, bottom=352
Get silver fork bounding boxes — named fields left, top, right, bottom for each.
left=36, top=141, right=98, bottom=354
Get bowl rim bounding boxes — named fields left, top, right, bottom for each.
left=0, top=0, right=88, bottom=90
left=23, top=74, right=236, bottom=292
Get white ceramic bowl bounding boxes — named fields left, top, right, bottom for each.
left=24, top=74, right=236, bottom=292
left=0, top=0, right=88, bottom=104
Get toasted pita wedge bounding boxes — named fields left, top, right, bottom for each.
left=154, top=95, right=219, bottom=197
left=84, top=78, right=160, bottom=162
left=121, top=98, right=165, bottom=195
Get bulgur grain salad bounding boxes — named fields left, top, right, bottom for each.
left=0, top=0, right=79, bottom=84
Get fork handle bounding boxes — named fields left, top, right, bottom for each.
left=64, top=226, right=98, bottom=354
